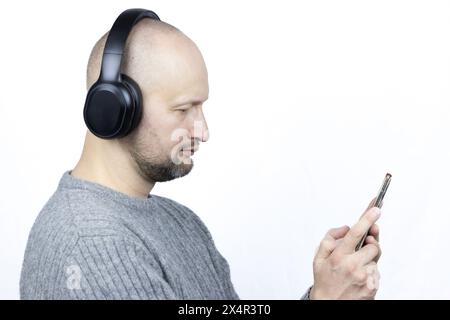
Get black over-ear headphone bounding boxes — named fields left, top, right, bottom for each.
left=83, top=9, right=160, bottom=139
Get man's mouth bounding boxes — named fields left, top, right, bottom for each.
left=179, top=148, right=193, bottom=157
left=181, top=145, right=199, bottom=153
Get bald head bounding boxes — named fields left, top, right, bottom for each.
left=86, top=19, right=206, bottom=93
left=87, top=19, right=179, bottom=89
left=81, top=17, right=210, bottom=185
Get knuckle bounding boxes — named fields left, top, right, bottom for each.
left=325, top=228, right=337, bottom=238
left=329, top=254, right=341, bottom=269
left=365, top=265, right=380, bottom=293
left=366, top=285, right=378, bottom=297
left=344, top=259, right=358, bottom=275
left=374, top=245, right=381, bottom=257
left=349, top=227, right=363, bottom=240
left=354, top=270, right=368, bottom=284
left=321, top=234, right=332, bottom=246
left=365, top=214, right=375, bottom=223
left=319, top=239, right=334, bottom=254
left=322, top=237, right=333, bottom=247
left=368, top=243, right=380, bottom=256
left=366, top=261, right=378, bottom=272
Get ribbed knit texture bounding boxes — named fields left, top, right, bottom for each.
left=20, top=170, right=240, bottom=300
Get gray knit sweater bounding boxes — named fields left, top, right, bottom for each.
left=20, top=171, right=240, bottom=300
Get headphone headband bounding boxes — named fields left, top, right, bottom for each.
left=84, top=8, right=160, bottom=139
left=99, top=8, right=160, bottom=82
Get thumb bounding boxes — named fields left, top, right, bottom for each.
left=328, top=225, right=350, bottom=240
left=315, top=225, right=350, bottom=260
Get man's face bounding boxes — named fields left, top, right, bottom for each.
left=121, top=34, right=210, bottom=183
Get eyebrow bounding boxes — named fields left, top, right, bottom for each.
left=172, top=97, right=208, bottom=108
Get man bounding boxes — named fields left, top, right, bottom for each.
left=20, top=11, right=381, bottom=300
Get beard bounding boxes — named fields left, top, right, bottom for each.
left=129, top=145, right=194, bottom=183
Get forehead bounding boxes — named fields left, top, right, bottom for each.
left=139, top=36, right=209, bottom=104
left=159, top=60, right=208, bottom=105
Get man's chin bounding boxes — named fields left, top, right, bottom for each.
left=169, top=162, right=194, bottom=180
left=143, top=161, right=194, bottom=183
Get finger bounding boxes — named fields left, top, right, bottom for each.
left=368, top=224, right=380, bottom=242
left=353, top=243, right=380, bottom=266
left=359, top=198, right=376, bottom=219
left=365, top=235, right=377, bottom=245
left=328, top=225, right=350, bottom=240
left=352, top=220, right=380, bottom=250
left=315, top=236, right=337, bottom=261
left=365, top=262, right=380, bottom=292
left=315, top=226, right=350, bottom=260
left=337, top=207, right=381, bottom=255
left=365, top=236, right=382, bottom=262
left=366, top=198, right=377, bottom=211
left=360, top=198, right=384, bottom=219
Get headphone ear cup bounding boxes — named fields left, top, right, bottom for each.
left=121, top=74, right=143, bottom=135
left=84, top=81, right=132, bottom=139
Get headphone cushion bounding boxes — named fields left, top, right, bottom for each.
left=83, top=81, right=133, bottom=139
left=121, top=74, right=143, bottom=136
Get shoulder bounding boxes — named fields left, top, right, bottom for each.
left=32, top=186, right=145, bottom=243
left=152, top=195, right=214, bottom=242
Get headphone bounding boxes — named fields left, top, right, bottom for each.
left=83, top=9, right=160, bottom=139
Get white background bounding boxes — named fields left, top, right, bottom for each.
left=1, top=0, right=449, bottom=299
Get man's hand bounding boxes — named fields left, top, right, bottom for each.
left=310, top=201, right=382, bottom=300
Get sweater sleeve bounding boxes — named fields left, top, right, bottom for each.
left=60, top=235, right=177, bottom=300
left=186, top=208, right=240, bottom=300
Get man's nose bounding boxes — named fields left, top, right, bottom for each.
left=192, top=110, right=209, bottom=143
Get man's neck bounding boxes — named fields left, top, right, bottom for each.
left=71, top=132, right=155, bottom=198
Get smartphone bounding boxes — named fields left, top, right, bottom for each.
left=355, top=173, right=392, bottom=251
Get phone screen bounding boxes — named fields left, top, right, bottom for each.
left=355, top=173, right=392, bottom=251
left=374, top=173, right=392, bottom=209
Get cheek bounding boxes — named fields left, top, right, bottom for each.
left=138, top=123, right=183, bottom=157
left=139, top=105, right=189, bottom=153
left=150, top=118, right=188, bottom=147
